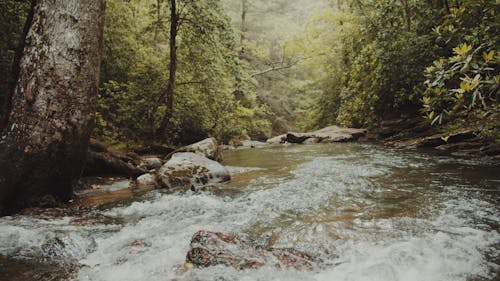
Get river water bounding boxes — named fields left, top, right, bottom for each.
left=0, top=143, right=499, bottom=281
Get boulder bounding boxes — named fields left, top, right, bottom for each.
left=139, top=157, right=163, bottom=170
left=157, top=153, right=230, bottom=191
left=286, top=133, right=310, bottom=144
left=416, top=130, right=476, bottom=148
left=303, top=137, right=320, bottom=144
left=310, top=125, right=366, bottom=142
left=136, top=173, right=159, bottom=189
left=281, top=126, right=367, bottom=144
left=171, top=138, right=222, bottom=161
left=266, top=134, right=287, bottom=144
left=186, top=230, right=317, bottom=271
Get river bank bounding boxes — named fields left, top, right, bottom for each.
left=370, top=116, right=500, bottom=160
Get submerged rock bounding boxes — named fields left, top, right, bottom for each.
left=157, top=153, right=230, bottom=191
left=185, top=230, right=317, bottom=271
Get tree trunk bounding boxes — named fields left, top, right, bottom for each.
left=154, top=0, right=162, bottom=42
left=157, top=0, right=178, bottom=140
left=0, top=0, right=105, bottom=215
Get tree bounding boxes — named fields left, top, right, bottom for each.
left=156, top=0, right=179, bottom=139
left=0, top=0, right=106, bottom=215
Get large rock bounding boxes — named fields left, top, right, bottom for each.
left=385, top=129, right=477, bottom=149
left=186, top=230, right=317, bottom=270
left=157, top=153, right=230, bottom=191
left=170, top=138, right=222, bottom=161
left=266, top=134, right=287, bottom=144
left=136, top=173, right=160, bottom=189
left=276, top=126, right=367, bottom=144
left=139, top=157, right=163, bottom=170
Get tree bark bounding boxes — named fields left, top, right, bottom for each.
left=0, top=0, right=105, bottom=215
left=157, top=0, right=178, bottom=140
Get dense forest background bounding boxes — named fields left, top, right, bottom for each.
left=1, top=0, right=498, bottom=147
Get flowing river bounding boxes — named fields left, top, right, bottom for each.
left=0, top=143, right=499, bottom=281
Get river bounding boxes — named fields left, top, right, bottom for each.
left=0, top=143, right=499, bottom=281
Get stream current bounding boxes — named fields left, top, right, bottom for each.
left=0, top=143, right=499, bottom=281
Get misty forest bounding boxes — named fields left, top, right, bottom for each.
left=0, top=0, right=499, bottom=280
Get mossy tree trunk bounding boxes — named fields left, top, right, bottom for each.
left=0, top=0, right=105, bottom=215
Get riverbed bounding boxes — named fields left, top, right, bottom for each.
left=0, top=143, right=499, bottom=281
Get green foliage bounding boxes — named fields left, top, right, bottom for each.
left=422, top=0, right=499, bottom=137
left=303, top=1, right=438, bottom=128
left=96, top=0, right=267, bottom=145
left=423, top=44, right=499, bottom=125
left=0, top=0, right=31, bottom=123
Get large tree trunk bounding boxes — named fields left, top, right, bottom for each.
left=157, top=0, right=178, bottom=140
left=0, top=0, right=105, bottom=215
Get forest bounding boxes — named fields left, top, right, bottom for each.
left=0, top=0, right=499, bottom=281
left=1, top=0, right=499, bottom=146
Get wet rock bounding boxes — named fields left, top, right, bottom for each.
left=171, top=138, right=222, bottom=161
left=481, top=143, right=500, bottom=156
left=416, top=130, right=476, bottom=148
left=40, top=235, right=96, bottom=264
left=74, top=177, right=131, bottom=197
left=312, top=126, right=363, bottom=142
left=186, top=230, right=317, bottom=271
left=157, top=153, right=230, bottom=191
left=240, top=140, right=268, bottom=148
left=136, top=173, right=159, bottom=189
left=139, top=157, right=163, bottom=170
left=303, top=137, right=320, bottom=144
left=266, top=134, right=287, bottom=144
left=286, top=133, right=310, bottom=144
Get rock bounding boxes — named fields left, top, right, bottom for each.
left=266, top=134, right=287, bottom=144
left=286, top=133, right=310, bottom=144
left=416, top=130, right=476, bottom=148
left=171, top=138, right=222, bottom=161
left=140, top=157, right=163, bottom=170
left=74, top=178, right=131, bottom=197
left=157, top=153, right=230, bottom=191
left=281, top=126, right=367, bottom=144
left=481, top=143, right=500, bottom=156
left=303, top=137, right=320, bottom=144
left=240, top=140, right=268, bottom=148
left=186, top=230, right=317, bottom=271
left=136, top=173, right=159, bottom=189
left=310, top=125, right=366, bottom=142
